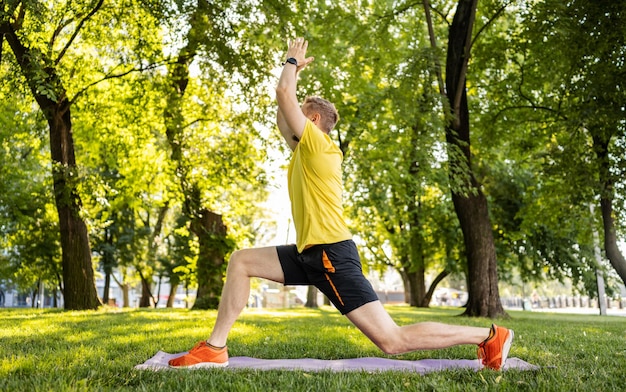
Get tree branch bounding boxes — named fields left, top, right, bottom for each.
left=181, top=118, right=214, bottom=130
left=49, top=18, right=75, bottom=55
left=373, top=0, right=422, bottom=20
left=364, top=242, right=395, bottom=268
left=429, top=3, right=453, bottom=25
left=425, top=269, right=450, bottom=301
left=1, top=0, right=25, bottom=63
left=452, top=0, right=478, bottom=120
left=69, top=59, right=172, bottom=105
left=54, top=0, right=104, bottom=66
left=11, top=1, right=26, bottom=31
left=422, top=0, right=446, bottom=96
left=492, top=104, right=568, bottom=123
left=470, top=1, right=511, bottom=48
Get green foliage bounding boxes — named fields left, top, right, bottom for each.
left=471, top=0, right=626, bottom=293
left=1, top=0, right=279, bottom=302
left=2, top=0, right=625, bottom=307
left=0, top=86, right=61, bottom=292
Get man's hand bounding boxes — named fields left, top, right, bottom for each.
left=286, top=37, right=314, bottom=72
left=276, top=36, right=313, bottom=151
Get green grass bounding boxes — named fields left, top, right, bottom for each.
left=1, top=306, right=625, bottom=391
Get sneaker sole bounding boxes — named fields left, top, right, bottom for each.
left=169, top=361, right=229, bottom=369
left=500, top=329, right=514, bottom=370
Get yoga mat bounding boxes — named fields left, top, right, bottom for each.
left=135, top=351, right=539, bottom=373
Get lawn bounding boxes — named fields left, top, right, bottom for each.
left=1, top=305, right=625, bottom=391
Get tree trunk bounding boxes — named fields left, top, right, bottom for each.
left=592, top=136, right=626, bottom=285
left=191, top=210, right=228, bottom=309
left=404, top=268, right=448, bottom=308
left=404, top=270, right=423, bottom=306
left=103, top=271, right=111, bottom=305
left=599, top=198, right=626, bottom=285
left=101, top=227, right=115, bottom=305
left=3, top=23, right=100, bottom=310
left=451, top=191, right=505, bottom=316
left=138, top=271, right=153, bottom=308
left=400, top=270, right=411, bottom=304
left=136, top=204, right=169, bottom=308
left=445, top=0, right=505, bottom=317
left=306, top=286, right=319, bottom=308
left=406, top=119, right=431, bottom=308
left=167, top=281, right=178, bottom=308
left=122, top=283, right=130, bottom=307
left=154, top=276, right=162, bottom=308
left=53, top=116, right=100, bottom=310
left=408, top=220, right=427, bottom=307
left=112, top=271, right=130, bottom=307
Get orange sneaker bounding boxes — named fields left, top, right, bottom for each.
left=477, top=324, right=514, bottom=371
left=168, top=341, right=229, bottom=368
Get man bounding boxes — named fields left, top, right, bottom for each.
left=168, top=37, right=514, bottom=371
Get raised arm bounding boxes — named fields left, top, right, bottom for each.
left=275, top=37, right=314, bottom=151
left=276, top=106, right=299, bottom=151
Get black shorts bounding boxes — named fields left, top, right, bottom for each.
left=276, top=239, right=379, bottom=314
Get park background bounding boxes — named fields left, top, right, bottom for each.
left=3, top=2, right=626, bottom=391
left=1, top=1, right=626, bottom=319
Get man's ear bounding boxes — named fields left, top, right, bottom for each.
left=311, top=113, right=321, bottom=123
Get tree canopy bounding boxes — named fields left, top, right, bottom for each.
left=1, top=0, right=624, bottom=312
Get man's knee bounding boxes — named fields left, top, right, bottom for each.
left=375, top=332, right=405, bottom=355
left=226, top=247, right=281, bottom=280
left=226, top=250, right=248, bottom=274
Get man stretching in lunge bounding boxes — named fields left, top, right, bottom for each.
left=168, top=37, right=514, bottom=371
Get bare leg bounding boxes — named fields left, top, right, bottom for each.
left=207, top=246, right=285, bottom=347
left=346, top=301, right=490, bottom=355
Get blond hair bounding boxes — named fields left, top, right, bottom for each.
left=303, top=96, right=339, bottom=133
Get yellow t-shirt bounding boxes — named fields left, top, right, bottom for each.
left=288, top=120, right=352, bottom=252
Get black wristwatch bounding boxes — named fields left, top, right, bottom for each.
left=282, top=57, right=298, bottom=67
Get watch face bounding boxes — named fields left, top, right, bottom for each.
left=287, top=58, right=297, bottom=66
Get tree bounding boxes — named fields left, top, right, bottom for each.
left=557, top=1, right=626, bottom=286
left=1, top=1, right=101, bottom=309
left=1, top=0, right=180, bottom=309
left=149, top=0, right=282, bottom=308
left=479, top=0, right=626, bottom=294
left=158, top=0, right=230, bottom=310
left=423, top=0, right=507, bottom=317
